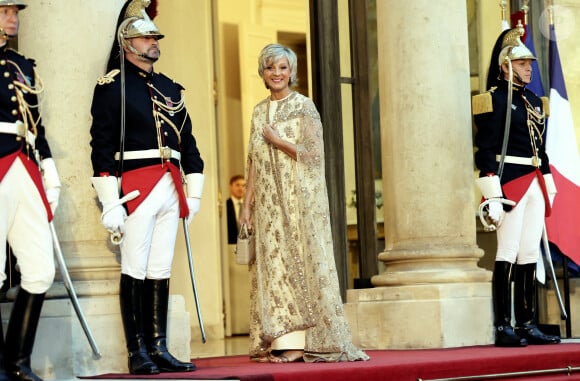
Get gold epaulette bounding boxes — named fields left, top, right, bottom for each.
left=541, top=96, right=550, bottom=117
left=96, top=69, right=120, bottom=85
left=471, top=88, right=496, bottom=115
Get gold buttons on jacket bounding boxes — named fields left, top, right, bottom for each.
left=8, top=83, right=14, bottom=90
left=10, top=96, right=16, bottom=102
left=4, top=72, right=10, bottom=78
left=0, top=59, right=6, bottom=66
left=11, top=109, right=18, bottom=116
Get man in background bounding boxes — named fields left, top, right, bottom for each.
left=226, top=174, right=245, bottom=244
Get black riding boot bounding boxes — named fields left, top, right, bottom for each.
left=119, top=274, right=160, bottom=375
left=144, top=279, right=195, bottom=372
left=492, top=261, right=527, bottom=347
left=514, top=263, right=560, bottom=344
left=4, top=288, right=45, bottom=381
left=0, top=308, right=10, bottom=381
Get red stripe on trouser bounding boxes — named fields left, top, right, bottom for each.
left=535, top=168, right=551, bottom=218
left=168, top=164, right=189, bottom=218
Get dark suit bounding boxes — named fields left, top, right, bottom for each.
left=226, top=197, right=239, bottom=244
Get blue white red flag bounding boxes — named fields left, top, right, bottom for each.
left=545, top=24, right=580, bottom=264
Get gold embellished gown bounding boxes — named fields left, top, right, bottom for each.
left=247, top=91, right=369, bottom=362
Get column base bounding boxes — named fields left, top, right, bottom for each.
left=1, top=294, right=191, bottom=379
left=344, top=283, right=494, bottom=349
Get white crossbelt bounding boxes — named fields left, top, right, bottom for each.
left=0, top=121, right=36, bottom=148
left=114, top=147, right=181, bottom=161
left=496, top=154, right=541, bottom=167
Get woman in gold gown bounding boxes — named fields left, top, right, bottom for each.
left=239, top=43, right=369, bottom=364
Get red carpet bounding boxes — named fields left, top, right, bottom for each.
left=86, top=343, right=580, bottom=381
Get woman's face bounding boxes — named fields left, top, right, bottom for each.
left=263, top=57, right=291, bottom=95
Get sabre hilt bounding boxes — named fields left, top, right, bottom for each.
left=478, top=198, right=516, bottom=232
left=103, top=190, right=140, bottom=245
left=110, top=231, right=123, bottom=245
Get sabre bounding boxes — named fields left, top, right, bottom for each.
left=50, top=222, right=102, bottom=358
left=182, top=218, right=206, bottom=343
left=541, top=224, right=568, bottom=320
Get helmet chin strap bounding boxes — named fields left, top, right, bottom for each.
left=124, top=42, right=159, bottom=64
left=0, top=28, right=15, bottom=40
left=512, top=68, right=531, bottom=86
left=134, top=49, right=159, bottom=64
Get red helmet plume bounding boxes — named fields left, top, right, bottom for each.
left=146, top=0, right=158, bottom=20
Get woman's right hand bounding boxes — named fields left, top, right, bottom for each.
left=239, top=204, right=252, bottom=231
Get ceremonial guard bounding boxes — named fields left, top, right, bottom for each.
left=89, top=0, right=203, bottom=374
left=473, top=24, right=560, bottom=347
left=0, top=1, right=60, bottom=381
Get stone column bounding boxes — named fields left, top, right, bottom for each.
left=18, top=2, right=123, bottom=292
left=344, top=1, right=493, bottom=349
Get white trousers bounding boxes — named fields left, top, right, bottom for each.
left=0, top=157, right=55, bottom=293
left=120, top=173, right=180, bottom=280
left=496, top=177, right=545, bottom=264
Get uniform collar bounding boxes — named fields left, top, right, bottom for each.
left=499, top=78, right=525, bottom=93
left=126, top=60, right=154, bottom=80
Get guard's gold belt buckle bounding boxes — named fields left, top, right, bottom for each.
left=532, top=157, right=540, bottom=167
left=16, top=120, right=27, bottom=138
left=161, top=146, right=172, bottom=160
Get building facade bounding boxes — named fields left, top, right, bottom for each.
left=1, top=0, right=578, bottom=378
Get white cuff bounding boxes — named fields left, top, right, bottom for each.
left=186, top=173, right=204, bottom=199
left=91, top=176, right=120, bottom=204
left=543, top=174, right=557, bottom=195
left=41, top=158, right=61, bottom=189
left=475, top=175, right=503, bottom=199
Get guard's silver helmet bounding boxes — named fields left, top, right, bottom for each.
left=497, top=22, right=536, bottom=65
left=0, top=1, right=26, bottom=9
left=0, top=1, right=26, bottom=39
left=119, top=0, right=164, bottom=42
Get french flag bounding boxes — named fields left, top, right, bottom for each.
left=545, top=24, right=580, bottom=264
left=510, top=11, right=543, bottom=96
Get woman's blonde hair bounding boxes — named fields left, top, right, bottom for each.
left=257, top=43, right=298, bottom=88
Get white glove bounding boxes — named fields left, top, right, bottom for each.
left=543, top=173, right=557, bottom=207
left=45, top=187, right=60, bottom=214
left=186, top=198, right=200, bottom=224
left=185, top=173, right=204, bottom=224
left=475, top=175, right=513, bottom=230
left=41, top=158, right=61, bottom=213
left=486, top=199, right=505, bottom=226
left=101, top=204, right=127, bottom=234
left=91, top=176, right=126, bottom=234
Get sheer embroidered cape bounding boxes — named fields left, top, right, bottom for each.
left=246, top=91, right=368, bottom=362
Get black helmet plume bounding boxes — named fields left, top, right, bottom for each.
left=486, top=29, right=510, bottom=90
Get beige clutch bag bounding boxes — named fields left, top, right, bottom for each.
left=235, top=223, right=255, bottom=265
